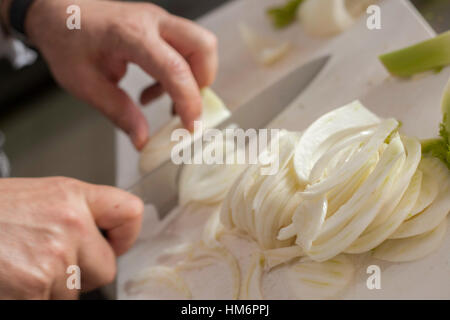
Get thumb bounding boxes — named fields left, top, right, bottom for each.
left=85, top=70, right=149, bottom=150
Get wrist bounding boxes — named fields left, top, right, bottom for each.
left=25, top=0, right=81, bottom=48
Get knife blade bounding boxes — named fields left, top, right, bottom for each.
left=128, top=55, right=329, bottom=217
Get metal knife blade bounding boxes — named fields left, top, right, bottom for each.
left=128, top=55, right=329, bottom=217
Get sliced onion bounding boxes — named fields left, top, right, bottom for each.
left=300, top=119, right=398, bottom=198
left=308, top=134, right=406, bottom=261
left=263, top=246, right=304, bottom=270
left=309, top=128, right=375, bottom=183
left=179, top=137, right=247, bottom=206
left=345, top=170, right=422, bottom=254
left=278, top=195, right=328, bottom=252
left=364, top=135, right=422, bottom=231
left=287, top=255, right=354, bottom=299
left=202, top=208, right=225, bottom=248
left=408, top=165, right=439, bottom=219
left=326, top=152, right=379, bottom=217
left=389, top=156, right=450, bottom=239
left=175, top=242, right=241, bottom=300
left=240, top=252, right=265, bottom=300
left=125, top=266, right=192, bottom=299
left=373, top=219, right=447, bottom=262
left=294, top=101, right=380, bottom=185
left=140, top=88, right=230, bottom=173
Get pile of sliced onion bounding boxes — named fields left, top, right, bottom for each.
left=139, top=88, right=231, bottom=173
left=135, top=99, right=450, bottom=300
left=218, top=101, right=450, bottom=264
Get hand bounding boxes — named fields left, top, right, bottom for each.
left=0, top=177, right=143, bottom=299
left=25, top=0, right=218, bottom=150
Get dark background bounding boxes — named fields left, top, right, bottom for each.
left=0, top=0, right=448, bottom=299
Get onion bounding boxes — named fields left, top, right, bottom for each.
left=240, top=252, right=265, bottom=300
left=202, top=208, right=225, bottom=248
left=263, top=246, right=304, bottom=270
left=221, top=102, right=449, bottom=263
left=389, top=156, right=450, bottom=239
left=293, top=100, right=380, bottom=184
left=364, top=135, right=422, bottom=231
left=168, top=241, right=241, bottom=300
left=373, top=219, right=447, bottom=262
left=408, top=168, right=439, bottom=219
left=287, top=255, right=354, bottom=299
left=125, top=266, right=192, bottom=299
left=139, top=88, right=231, bottom=173
left=221, top=131, right=304, bottom=250
left=278, top=195, right=328, bottom=251
left=345, top=170, right=422, bottom=254
left=136, top=99, right=450, bottom=299
left=178, top=136, right=247, bottom=206
left=300, top=119, right=398, bottom=197
left=307, top=134, right=406, bottom=261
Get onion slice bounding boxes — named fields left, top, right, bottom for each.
left=389, top=157, right=450, bottom=239
left=373, top=219, right=447, bottom=262
left=240, top=252, right=265, bottom=300
left=125, top=266, right=192, bottom=299
left=287, top=255, right=354, bottom=299
left=140, top=88, right=230, bottom=173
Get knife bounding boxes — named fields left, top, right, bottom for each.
left=128, top=55, right=330, bottom=217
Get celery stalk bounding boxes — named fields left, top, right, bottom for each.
left=422, top=77, right=450, bottom=170
left=379, top=31, right=450, bottom=77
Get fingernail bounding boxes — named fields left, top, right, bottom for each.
left=187, top=121, right=195, bottom=133
left=132, top=131, right=148, bottom=151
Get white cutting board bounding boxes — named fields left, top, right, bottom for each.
left=116, top=0, right=450, bottom=299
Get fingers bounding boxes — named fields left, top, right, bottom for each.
left=83, top=183, right=143, bottom=256
left=84, top=70, right=149, bottom=150
left=77, top=225, right=117, bottom=292
left=160, top=16, right=218, bottom=88
left=128, top=36, right=202, bottom=131
left=140, top=82, right=165, bottom=105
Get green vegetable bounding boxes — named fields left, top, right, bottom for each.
left=422, top=80, right=450, bottom=170
left=379, top=30, right=450, bottom=77
left=421, top=125, right=450, bottom=170
left=267, top=0, right=304, bottom=29
left=442, top=80, right=450, bottom=133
